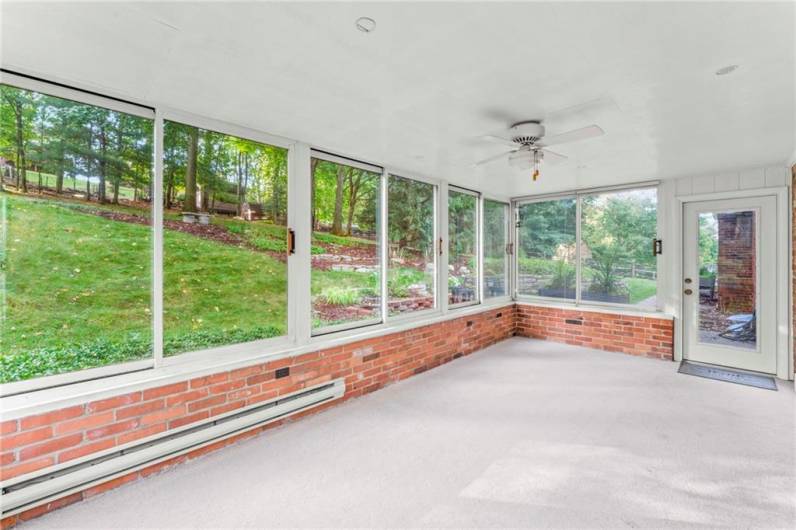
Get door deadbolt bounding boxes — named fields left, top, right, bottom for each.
left=684, top=278, right=692, bottom=284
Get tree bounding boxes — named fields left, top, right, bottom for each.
left=331, top=164, right=347, bottom=235
left=581, top=191, right=657, bottom=295
left=183, top=126, right=199, bottom=212
left=1, top=86, right=35, bottom=193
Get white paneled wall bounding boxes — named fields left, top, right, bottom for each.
left=673, top=165, right=790, bottom=197
left=658, top=164, right=791, bottom=376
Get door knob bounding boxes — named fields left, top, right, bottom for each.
left=684, top=278, right=692, bottom=284
left=684, top=288, right=693, bottom=295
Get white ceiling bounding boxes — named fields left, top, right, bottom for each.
left=1, top=1, right=794, bottom=197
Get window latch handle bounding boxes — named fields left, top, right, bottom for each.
left=439, top=237, right=444, bottom=257
left=506, top=242, right=514, bottom=255
left=652, top=238, right=662, bottom=256
left=288, top=229, right=296, bottom=255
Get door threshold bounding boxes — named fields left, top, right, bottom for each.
left=678, top=361, right=777, bottom=390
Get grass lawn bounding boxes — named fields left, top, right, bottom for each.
left=0, top=192, right=393, bottom=381
left=626, top=277, right=657, bottom=304
left=0, top=192, right=292, bottom=380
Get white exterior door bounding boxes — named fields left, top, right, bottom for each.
left=682, top=196, right=777, bottom=374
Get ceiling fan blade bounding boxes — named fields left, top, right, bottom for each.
left=473, top=149, right=516, bottom=167
left=539, top=125, right=604, bottom=147
left=480, top=135, right=517, bottom=148
left=541, top=149, right=568, bottom=165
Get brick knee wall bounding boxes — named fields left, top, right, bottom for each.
left=515, top=304, right=674, bottom=360
left=0, top=302, right=678, bottom=527
left=0, top=306, right=516, bottom=528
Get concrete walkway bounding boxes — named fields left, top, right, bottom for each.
left=22, top=338, right=795, bottom=529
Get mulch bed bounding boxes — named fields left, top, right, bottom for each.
left=313, top=301, right=378, bottom=323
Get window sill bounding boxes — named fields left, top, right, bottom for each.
left=1, top=300, right=514, bottom=420
left=515, top=298, right=675, bottom=320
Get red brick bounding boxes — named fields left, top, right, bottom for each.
left=143, top=382, right=188, bottom=401
left=2, top=426, right=52, bottom=451
left=190, top=372, right=228, bottom=389
left=83, top=473, right=138, bottom=498
left=187, top=395, right=226, bottom=413
left=86, top=392, right=142, bottom=413
left=169, top=410, right=210, bottom=429
left=1, top=456, right=55, bottom=480
left=140, top=406, right=187, bottom=426
left=55, top=411, right=115, bottom=435
left=116, top=399, right=165, bottom=420
left=19, top=434, right=83, bottom=461
left=166, top=388, right=208, bottom=407
left=17, top=492, right=83, bottom=522
left=58, top=438, right=116, bottom=463
left=210, top=400, right=245, bottom=417
left=116, top=423, right=167, bottom=445
left=1, top=420, right=18, bottom=435
left=20, top=406, right=84, bottom=431
left=86, top=419, right=140, bottom=440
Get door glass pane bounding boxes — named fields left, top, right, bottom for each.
left=162, top=121, right=288, bottom=357
left=1, top=84, right=153, bottom=382
left=697, top=210, right=756, bottom=350
left=517, top=198, right=576, bottom=299
left=387, top=175, right=435, bottom=316
left=311, top=157, right=381, bottom=332
left=483, top=200, right=508, bottom=298
left=580, top=188, right=658, bottom=306
left=448, top=189, right=478, bottom=305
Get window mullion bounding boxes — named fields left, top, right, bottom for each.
left=152, top=111, right=164, bottom=367
left=380, top=170, right=388, bottom=322
left=289, top=142, right=312, bottom=346
left=575, top=195, right=583, bottom=305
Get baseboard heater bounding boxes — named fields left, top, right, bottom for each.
left=1, top=378, right=345, bottom=517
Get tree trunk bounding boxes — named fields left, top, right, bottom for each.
left=97, top=125, right=107, bottom=203
left=310, top=158, right=319, bottom=230
left=236, top=151, right=243, bottom=216
left=331, top=165, right=346, bottom=235
left=183, top=127, right=198, bottom=213
left=56, top=142, right=64, bottom=195
left=346, top=172, right=362, bottom=236
left=14, top=105, right=27, bottom=193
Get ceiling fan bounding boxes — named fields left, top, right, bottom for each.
left=474, top=121, right=604, bottom=181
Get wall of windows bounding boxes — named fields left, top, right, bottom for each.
left=1, top=74, right=665, bottom=393
left=387, top=175, right=436, bottom=315
left=516, top=187, right=658, bottom=307
left=162, top=120, right=289, bottom=356
left=310, top=155, right=382, bottom=332
left=483, top=200, right=509, bottom=299
left=448, top=188, right=479, bottom=306
left=0, top=84, right=154, bottom=383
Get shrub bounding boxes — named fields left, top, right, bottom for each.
left=0, top=326, right=284, bottom=383
left=388, top=268, right=427, bottom=298
left=318, top=286, right=363, bottom=306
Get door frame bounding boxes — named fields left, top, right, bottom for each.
left=673, top=187, right=791, bottom=380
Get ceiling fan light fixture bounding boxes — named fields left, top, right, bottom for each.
left=355, top=17, right=376, bottom=33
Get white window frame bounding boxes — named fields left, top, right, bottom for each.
left=0, top=70, right=508, bottom=400
left=384, top=172, right=441, bottom=322
left=308, top=149, right=384, bottom=336
left=512, top=181, right=662, bottom=312
left=0, top=71, right=157, bottom=396
left=482, top=197, right=512, bottom=302
left=157, top=108, right=297, bottom=367
left=447, top=186, right=481, bottom=310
